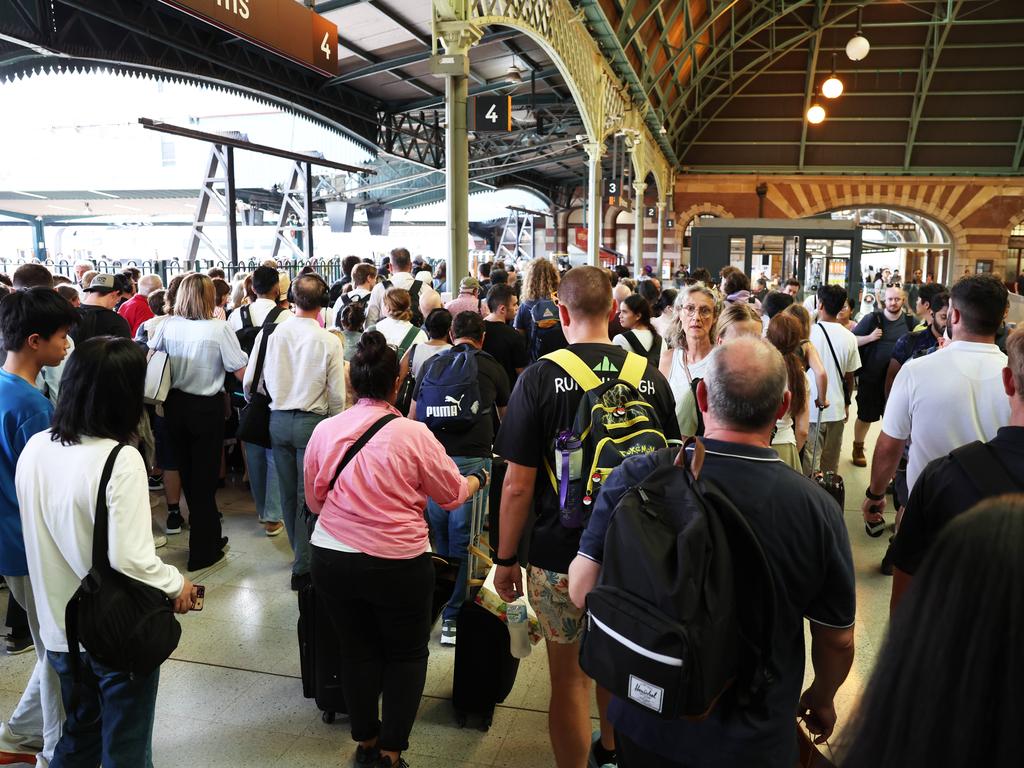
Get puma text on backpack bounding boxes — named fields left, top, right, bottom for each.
left=579, top=441, right=776, bottom=719
left=383, top=278, right=425, bottom=327
left=528, top=298, right=565, bottom=362
left=543, top=349, right=668, bottom=529
left=415, top=347, right=492, bottom=433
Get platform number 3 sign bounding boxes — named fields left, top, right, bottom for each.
left=474, top=96, right=512, bottom=132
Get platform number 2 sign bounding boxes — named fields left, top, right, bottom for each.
left=474, top=96, right=512, bottom=132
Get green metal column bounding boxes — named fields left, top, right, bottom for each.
left=445, top=61, right=470, bottom=286
left=632, top=181, right=646, bottom=278
left=32, top=217, right=47, bottom=261
left=656, top=201, right=666, bottom=278
left=585, top=142, right=604, bottom=267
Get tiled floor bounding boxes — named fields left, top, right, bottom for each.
left=1, top=424, right=894, bottom=767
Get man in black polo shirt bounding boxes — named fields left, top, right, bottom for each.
left=412, top=311, right=510, bottom=647
left=493, top=266, right=678, bottom=768
left=889, top=327, right=1024, bottom=611
left=569, top=337, right=856, bottom=768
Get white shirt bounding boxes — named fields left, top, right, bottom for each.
left=883, top=341, right=1010, bottom=493
left=808, top=321, right=861, bottom=423
left=243, top=317, right=346, bottom=416
left=371, top=317, right=427, bottom=351
left=668, top=348, right=711, bottom=437
left=332, top=286, right=370, bottom=317
left=410, top=342, right=451, bottom=378
left=612, top=329, right=655, bottom=354
left=366, top=272, right=433, bottom=326
left=37, top=335, right=74, bottom=406
left=16, top=434, right=184, bottom=652
left=149, top=316, right=249, bottom=397
left=227, top=298, right=290, bottom=332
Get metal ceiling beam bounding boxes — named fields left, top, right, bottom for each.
left=798, top=0, right=831, bottom=170
left=498, top=38, right=570, bottom=100
left=903, top=0, right=965, bottom=170
left=390, top=66, right=560, bottom=112
left=620, top=0, right=665, bottom=48
left=315, top=0, right=370, bottom=12
left=1013, top=117, right=1024, bottom=170
left=340, top=38, right=441, bottom=96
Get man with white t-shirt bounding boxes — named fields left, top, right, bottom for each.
left=803, top=285, right=861, bottom=476
left=364, top=247, right=436, bottom=326
left=332, top=262, right=376, bottom=319
left=861, top=274, right=1010, bottom=537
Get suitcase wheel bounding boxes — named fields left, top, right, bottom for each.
left=322, top=711, right=336, bottom=724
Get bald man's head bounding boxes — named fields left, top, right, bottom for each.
left=702, top=337, right=787, bottom=431
left=612, top=283, right=631, bottom=304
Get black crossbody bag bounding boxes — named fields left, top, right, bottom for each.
left=65, top=444, right=181, bottom=684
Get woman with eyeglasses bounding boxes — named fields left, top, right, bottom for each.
left=659, top=285, right=718, bottom=437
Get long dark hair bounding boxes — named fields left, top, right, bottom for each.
left=839, top=495, right=1024, bottom=767
left=765, top=313, right=808, bottom=419
left=51, top=337, right=146, bottom=445
left=350, top=330, right=399, bottom=401
left=621, top=293, right=652, bottom=329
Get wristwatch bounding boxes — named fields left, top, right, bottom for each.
left=494, top=554, right=519, bottom=567
left=865, top=488, right=885, bottom=501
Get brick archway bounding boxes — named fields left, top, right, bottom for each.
left=677, top=202, right=735, bottom=230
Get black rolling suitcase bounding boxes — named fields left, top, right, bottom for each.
left=809, top=406, right=846, bottom=510
left=298, top=582, right=347, bottom=724
left=451, top=599, right=520, bottom=731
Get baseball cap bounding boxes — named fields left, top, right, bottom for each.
left=460, top=276, right=480, bottom=292
left=83, top=273, right=120, bottom=294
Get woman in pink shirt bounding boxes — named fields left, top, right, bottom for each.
left=304, top=331, right=488, bottom=768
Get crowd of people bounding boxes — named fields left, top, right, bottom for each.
left=0, top=250, right=1019, bottom=768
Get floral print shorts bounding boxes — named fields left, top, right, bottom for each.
left=526, top=566, right=585, bottom=644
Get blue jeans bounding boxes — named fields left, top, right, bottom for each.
left=270, top=409, right=326, bottom=576
left=47, top=650, right=159, bottom=768
left=243, top=442, right=282, bottom=524
left=426, top=456, right=490, bottom=622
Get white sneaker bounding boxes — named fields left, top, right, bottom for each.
left=0, top=722, right=42, bottom=762
left=154, top=534, right=168, bottom=549
left=440, top=619, right=457, bottom=646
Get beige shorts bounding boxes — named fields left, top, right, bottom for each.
left=526, top=566, right=585, bottom=644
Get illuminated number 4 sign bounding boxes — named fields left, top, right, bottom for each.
left=474, top=96, right=512, bottom=132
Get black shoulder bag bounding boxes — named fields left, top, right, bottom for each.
left=817, top=322, right=852, bottom=406
left=236, top=319, right=280, bottom=448
left=65, top=444, right=181, bottom=684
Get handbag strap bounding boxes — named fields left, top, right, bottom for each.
left=91, top=443, right=128, bottom=571
left=329, top=414, right=399, bottom=491
left=816, top=321, right=844, bottom=382
left=247, top=327, right=273, bottom=400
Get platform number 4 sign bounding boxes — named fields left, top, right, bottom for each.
left=474, top=96, right=512, bottom=132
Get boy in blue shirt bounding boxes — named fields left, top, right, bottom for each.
left=0, top=287, right=76, bottom=767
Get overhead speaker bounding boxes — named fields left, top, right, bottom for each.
left=326, top=201, right=355, bottom=233
left=366, top=205, right=392, bottom=237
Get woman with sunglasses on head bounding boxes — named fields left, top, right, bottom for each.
left=659, top=285, right=718, bottom=437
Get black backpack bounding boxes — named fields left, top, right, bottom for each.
left=543, top=349, right=668, bottom=529
left=228, top=305, right=284, bottom=407
left=383, top=278, right=425, bottom=327
left=415, top=346, right=493, bottom=433
left=527, top=298, right=566, bottom=363
left=579, top=441, right=777, bottom=719
left=621, top=330, right=663, bottom=368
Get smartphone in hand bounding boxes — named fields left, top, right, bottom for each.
left=191, top=585, right=205, bottom=611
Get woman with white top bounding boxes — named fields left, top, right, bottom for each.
left=765, top=312, right=811, bottom=470
left=369, top=287, right=427, bottom=353
left=612, top=294, right=662, bottom=364
left=659, top=285, right=718, bottom=437
left=149, top=274, right=247, bottom=571
left=16, top=337, right=194, bottom=766
left=406, top=307, right=452, bottom=379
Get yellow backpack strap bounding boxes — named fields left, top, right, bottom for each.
left=543, top=349, right=602, bottom=392
left=620, top=351, right=647, bottom=389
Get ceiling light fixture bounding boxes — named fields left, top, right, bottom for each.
left=822, top=54, right=844, bottom=99
left=505, top=56, right=522, bottom=84
left=846, top=6, right=870, bottom=61
left=806, top=89, right=826, bottom=124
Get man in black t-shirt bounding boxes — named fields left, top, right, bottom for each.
left=492, top=266, right=678, bottom=768
left=70, top=272, right=131, bottom=345
left=412, top=311, right=510, bottom=647
left=482, top=285, right=528, bottom=389
left=850, top=286, right=915, bottom=467
left=889, top=327, right=1024, bottom=611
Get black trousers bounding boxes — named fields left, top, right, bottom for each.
left=311, top=546, right=433, bottom=753
left=4, top=591, right=28, bottom=638
left=164, top=390, right=225, bottom=568
left=617, top=731, right=688, bottom=768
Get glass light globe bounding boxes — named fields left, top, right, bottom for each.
left=846, top=34, right=870, bottom=61
left=806, top=104, right=826, bottom=124
left=822, top=75, right=844, bottom=99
